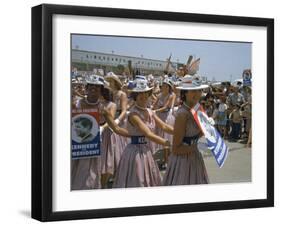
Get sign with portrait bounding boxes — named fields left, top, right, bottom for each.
left=191, top=103, right=229, bottom=168
left=71, top=108, right=100, bottom=159
left=243, top=69, right=252, bottom=86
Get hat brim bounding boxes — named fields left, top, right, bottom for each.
left=85, top=81, right=105, bottom=86
left=129, top=87, right=153, bottom=93
left=162, top=81, right=173, bottom=88
left=176, top=84, right=209, bottom=90
left=105, top=75, right=122, bottom=88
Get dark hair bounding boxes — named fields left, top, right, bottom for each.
left=85, top=83, right=102, bottom=92
left=130, top=90, right=152, bottom=101
left=85, top=84, right=112, bottom=101
left=180, top=90, right=188, bottom=102
left=130, top=92, right=139, bottom=101
left=167, top=84, right=173, bottom=94
left=85, top=83, right=95, bottom=90
left=74, top=117, right=93, bottom=130
left=101, top=87, right=113, bottom=101
left=160, top=84, right=171, bottom=94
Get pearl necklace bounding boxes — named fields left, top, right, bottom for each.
left=183, top=101, right=192, bottom=110
left=85, top=96, right=100, bottom=106
left=135, top=104, right=147, bottom=111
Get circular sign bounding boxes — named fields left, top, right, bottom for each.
left=197, top=110, right=217, bottom=143
left=72, top=114, right=99, bottom=143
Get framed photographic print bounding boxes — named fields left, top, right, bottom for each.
left=32, top=4, right=274, bottom=222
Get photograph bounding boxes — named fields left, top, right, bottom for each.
left=31, top=4, right=274, bottom=221
left=70, top=34, right=252, bottom=190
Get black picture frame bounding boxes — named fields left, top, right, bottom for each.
left=32, top=3, right=274, bottom=222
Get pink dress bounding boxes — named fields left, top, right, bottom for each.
left=109, top=92, right=128, bottom=173
left=154, top=93, right=175, bottom=152
left=162, top=105, right=209, bottom=185
left=100, top=101, right=117, bottom=175
left=113, top=106, right=162, bottom=188
left=71, top=99, right=102, bottom=190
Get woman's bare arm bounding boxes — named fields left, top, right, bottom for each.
left=101, top=103, right=116, bottom=130
left=152, top=95, right=159, bottom=110
left=102, top=107, right=130, bottom=137
left=129, top=113, right=170, bottom=146
left=172, top=111, right=196, bottom=155
left=116, top=92, right=128, bottom=122
left=155, top=94, right=173, bottom=113
left=153, top=113, right=173, bottom=134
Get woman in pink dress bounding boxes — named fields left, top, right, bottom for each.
left=71, top=75, right=114, bottom=190
left=163, top=75, right=209, bottom=185
left=101, top=72, right=129, bottom=187
left=152, top=78, right=176, bottom=165
left=103, top=76, right=174, bottom=188
left=99, top=85, right=117, bottom=189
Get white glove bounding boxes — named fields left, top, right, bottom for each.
left=114, top=118, right=120, bottom=125
left=208, top=117, right=215, bottom=126
left=168, top=108, right=173, bottom=114
left=100, top=126, right=104, bottom=136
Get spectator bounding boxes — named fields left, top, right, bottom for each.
left=227, top=86, right=245, bottom=108
left=241, top=102, right=252, bottom=139
left=217, top=97, right=228, bottom=138
left=229, top=104, right=242, bottom=141
left=212, top=103, right=220, bottom=131
left=205, top=100, right=214, bottom=118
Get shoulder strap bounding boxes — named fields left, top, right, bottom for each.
left=128, top=106, right=145, bottom=124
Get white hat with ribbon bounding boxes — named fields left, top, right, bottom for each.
left=162, top=78, right=174, bottom=88
left=176, top=75, right=208, bottom=90
left=85, top=74, right=109, bottom=87
left=127, top=75, right=153, bottom=92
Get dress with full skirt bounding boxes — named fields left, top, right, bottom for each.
left=113, top=106, right=162, bottom=188
left=154, top=93, right=175, bottom=153
left=106, top=92, right=129, bottom=175
left=162, top=104, right=209, bottom=185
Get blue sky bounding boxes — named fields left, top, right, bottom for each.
left=72, top=34, right=251, bottom=82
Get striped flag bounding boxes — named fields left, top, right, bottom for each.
left=188, top=58, right=200, bottom=75
left=191, top=103, right=229, bottom=168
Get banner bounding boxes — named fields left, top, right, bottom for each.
left=242, top=69, right=252, bottom=86
left=71, top=108, right=100, bottom=159
left=191, top=103, right=229, bottom=168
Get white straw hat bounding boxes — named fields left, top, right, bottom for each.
left=162, top=78, right=174, bottom=88
left=85, top=74, right=107, bottom=86
left=127, top=75, right=153, bottom=92
left=176, top=75, right=208, bottom=90
left=105, top=72, right=122, bottom=89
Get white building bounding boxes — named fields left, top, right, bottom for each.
left=72, top=49, right=179, bottom=75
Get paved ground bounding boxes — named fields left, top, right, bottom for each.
left=107, top=139, right=252, bottom=188
left=155, top=139, right=252, bottom=184
left=202, top=140, right=251, bottom=183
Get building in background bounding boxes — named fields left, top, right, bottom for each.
left=72, top=49, right=180, bottom=77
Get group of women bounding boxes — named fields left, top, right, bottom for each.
left=71, top=72, right=209, bottom=190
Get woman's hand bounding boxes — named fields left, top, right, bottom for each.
left=102, top=107, right=111, bottom=117
left=164, top=139, right=171, bottom=148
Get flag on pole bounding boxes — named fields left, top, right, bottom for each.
left=188, top=58, right=200, bottom=75
left=191, top=103, right=229, bottom=168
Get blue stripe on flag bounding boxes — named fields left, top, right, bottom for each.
left=206, top=128, right=229, bottom=168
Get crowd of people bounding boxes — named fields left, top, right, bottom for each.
left=71, top=69, right=252, bottom=190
